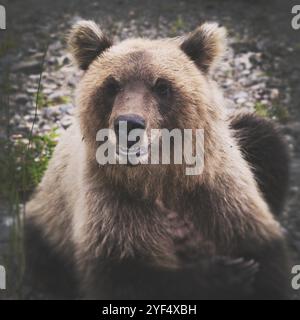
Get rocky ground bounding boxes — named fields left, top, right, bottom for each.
left=0, top=0, right=299, bottom=299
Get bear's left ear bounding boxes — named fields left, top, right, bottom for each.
left=67, top=20, right=113, bottom=71
left=180, top=23, right=227, bottom=74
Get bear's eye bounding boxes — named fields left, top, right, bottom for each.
left=104, top=76, right=121, bottom=97
left=153, top=78, right=172, bottom=99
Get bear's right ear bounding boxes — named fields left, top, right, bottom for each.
left=180, top=23, right=227, bottom=74
left=67, top=20, right=112, bottom=71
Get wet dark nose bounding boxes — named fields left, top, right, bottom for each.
left=114, top=114, right=146, bottom=148
left=114, top=114, right=145, bottom=135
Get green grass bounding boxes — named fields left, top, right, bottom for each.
left=254, top=102, right=289, bottom=123
left=35, top=90, right=48, bottom=109
left=24, top=129, right=59, bottom=190
left=254, top=102, right=269, bottom=118
left=35, top=88, right=71, bottom=108
left=52, top=95, right=71, bottom=105
left=0, top=129, right=58, bottom=198
left=170, top=15, right=185, bottom=36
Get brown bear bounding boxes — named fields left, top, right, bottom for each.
left=25, top=20, right=290, bottom=300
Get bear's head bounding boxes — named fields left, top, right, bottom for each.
left=68, top=20, right=228, bottom=195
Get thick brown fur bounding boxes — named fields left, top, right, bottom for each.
left=25, top=21, right=290, bottom=300
left=230, top=113, right=290, bottom=216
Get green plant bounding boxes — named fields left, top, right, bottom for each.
left=254, top=102, right=289, bottom=123
left=0, top=128, right=58, bottom=199
left=170, top=15, right=185, bottom=36
left=34, top=89, right=48, bottom=109
left=35, top=89, right=71, bottom=108
left=23, top=129, right=59, bottom=190
left=50, top=95, right=71, bottom=105
left=254, top=102, right=269, bottom=118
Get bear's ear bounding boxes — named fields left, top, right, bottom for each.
left=180, top=23, right=227, bottom=74
left=67, top=20, right=112, bottom=71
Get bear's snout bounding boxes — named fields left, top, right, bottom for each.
left=114, top=114, right=146, bottom=148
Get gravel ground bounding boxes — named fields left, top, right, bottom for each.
left=0, top=0, right=299, bottom=299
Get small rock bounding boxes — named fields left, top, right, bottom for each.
left=57, top=55, right=70, bottom=66
left=40, top=124, right=51, bottom=132
left=290, top=186, right=299, bottom=195
left=42, top=88, right=54, bottom=95
left=60, top=115, right=73, bottom=129
left=26, top=87, right=38, bottom=94
left=15, top=94, right=29, bottom=105
left=270, top=88, right=279, bottom=100
left=234, top=91, right=248, bottom=102
left=59, top=104, right=74, bottom=115
left=48, top=91, right=67, bottom=103
left=13, top=60, right=42, bottom=74
left=43, top=106, right=60, bottom=119
left=48, top=40, right=63, bottom=52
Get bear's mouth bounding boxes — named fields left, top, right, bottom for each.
left=116, top=144, right=149, bottom=165
left=117, top=145, right=148, bottom=157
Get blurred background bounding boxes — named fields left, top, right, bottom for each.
left=0, top=0, right=299, bottom=299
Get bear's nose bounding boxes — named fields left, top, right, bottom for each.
left=114, top=114, right=146, bottom=148
left=114, top=114, right=146, bottom=135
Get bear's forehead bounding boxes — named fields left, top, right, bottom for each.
left=109, top=38, right=179, bottom=55
left=91, top=38, right=198, bottom=82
